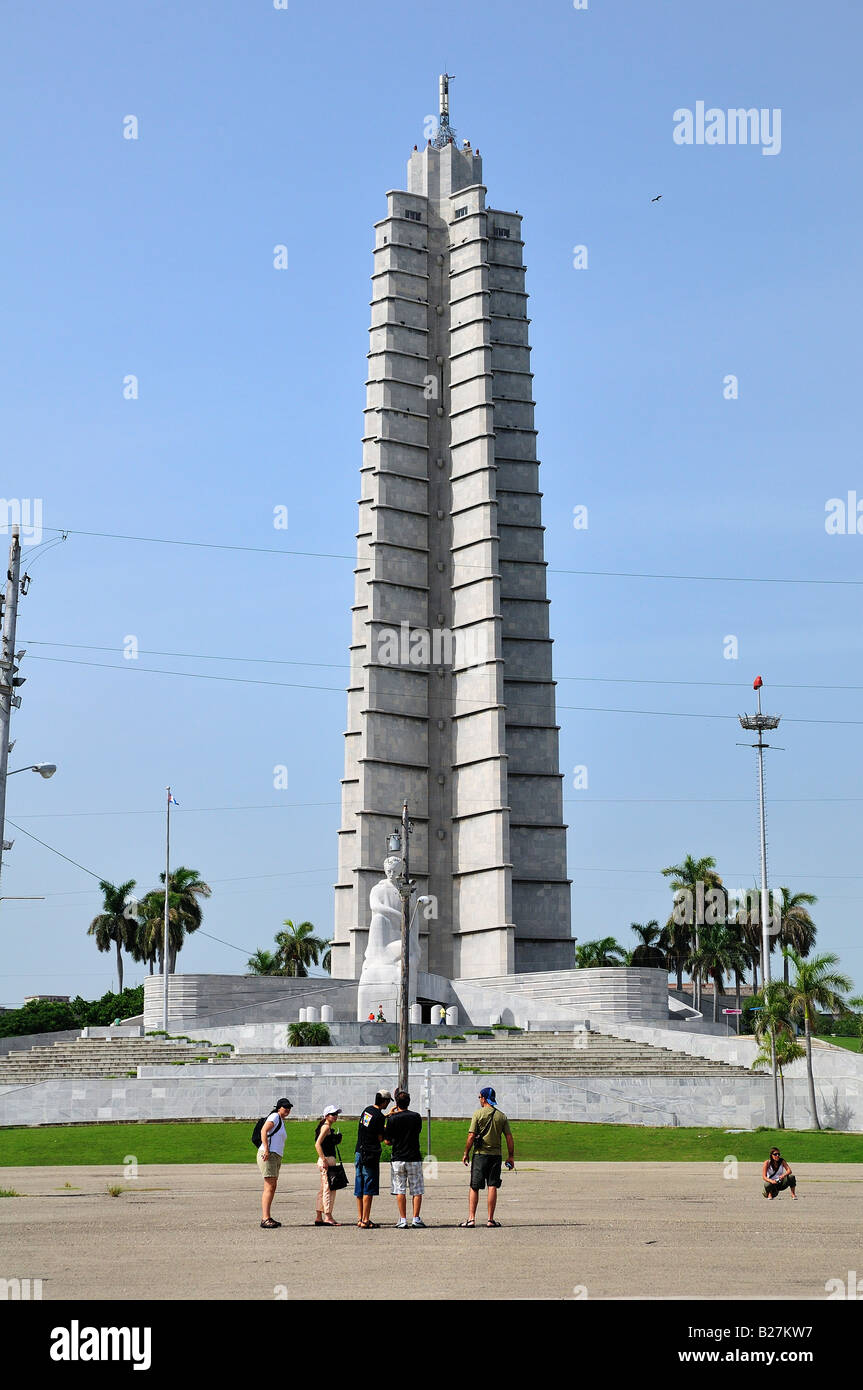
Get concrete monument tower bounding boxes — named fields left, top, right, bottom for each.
left=332, top=78, right=571, bottom=988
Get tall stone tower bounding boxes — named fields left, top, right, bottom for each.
left=332, top=80, right=571, bottom=985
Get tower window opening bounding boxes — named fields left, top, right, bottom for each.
left=405, top=209, right=422, bottom=222
left=493, top=226, right=511, bottom=238
left=454, top=206, right=468, bottom=219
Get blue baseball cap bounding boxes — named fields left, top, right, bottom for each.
left=479, top=1086, right=497, bottom=1108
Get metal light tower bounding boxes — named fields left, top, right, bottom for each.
left=738, top=676, right=781, bottom=989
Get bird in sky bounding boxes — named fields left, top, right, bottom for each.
left=651, top=194, right=662, bottom=202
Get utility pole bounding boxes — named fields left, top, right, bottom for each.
left=0, top=528, right=23, bottom=897
left=397, top=799, right=412, bottom=1093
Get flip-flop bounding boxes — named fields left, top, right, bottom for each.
left=458, top=1220, right=475, bottom=1228
left=359, top=1221, right=379, bottom=1228
left=487, top=1220, right=501, bottom=1227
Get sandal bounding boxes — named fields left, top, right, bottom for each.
left=359, top=1221, right=379, bottom=1228
left=458, top=1220, right=475, bottom=1228
left=487, top=1220, right=501, bottom=1227
left=260, top=1218, right=281, bottom=1229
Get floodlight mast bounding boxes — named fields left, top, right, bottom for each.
left=738, top=678, right=781, bottom=990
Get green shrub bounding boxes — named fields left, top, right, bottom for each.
left=817, top=1012, right=861, bottom=1038
left=0, top=985, right=145, bottom=1039
left=287, top=1022, right=331, bottom=1048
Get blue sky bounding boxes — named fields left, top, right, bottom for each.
left=2, top=0, right=862, bottom=1004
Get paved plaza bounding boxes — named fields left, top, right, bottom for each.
left=1, top=1161, right=861, bottom=1301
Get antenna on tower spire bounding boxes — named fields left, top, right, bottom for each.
left=435, top=72, right=457, bottom=148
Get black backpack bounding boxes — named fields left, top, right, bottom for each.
left=252, top=1112, right=283, bottom=1149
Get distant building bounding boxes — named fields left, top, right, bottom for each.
left=23, top=994, right=70, bottom=1004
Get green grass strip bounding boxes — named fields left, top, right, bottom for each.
left=1, top=1120, right=862, bottom=1166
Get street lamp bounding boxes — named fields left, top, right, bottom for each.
left=0, top=761, right=58, bottom=895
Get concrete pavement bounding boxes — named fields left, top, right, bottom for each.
left=1, top=1161, right=860, bottom=1301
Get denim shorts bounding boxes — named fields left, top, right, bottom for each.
left=354, top=1152, right=380, bottom=1197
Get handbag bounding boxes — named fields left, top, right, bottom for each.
left=326, top=1144, right=349, bottom=1191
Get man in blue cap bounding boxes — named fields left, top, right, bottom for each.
left=459, top=1087, right=515, bottom=1227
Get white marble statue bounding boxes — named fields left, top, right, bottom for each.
left=356, top=854, right=419, bottom=1023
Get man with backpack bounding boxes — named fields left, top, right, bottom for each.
left=255, top=1097, right=293, bottom=1229
left=459, top=1087, right=514, bottom=1228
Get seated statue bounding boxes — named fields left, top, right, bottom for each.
left=356, top=853, right=419, bottom=1022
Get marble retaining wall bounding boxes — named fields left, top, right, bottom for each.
left=590, top=1019, right=863, bottom=1081
left=2, top=1070, right=859, bottom=1131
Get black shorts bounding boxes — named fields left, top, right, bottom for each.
left=470, top=1153, right=502, bottom=1190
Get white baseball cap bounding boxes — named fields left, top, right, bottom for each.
left=323, top=1104, right=341, bottom=1117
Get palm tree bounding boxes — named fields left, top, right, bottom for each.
left=662, top=855, right=724, bottom=1011
left=575, top=937, right=626, bottom=968
left=752, top=1028, right=805, bottom=1129
left=275, top=920, right=327, bottom=977
left=321, top=939, right=333, bottom=974
left=777, top=887, right=817, bottom=984
left=659, top=917, right=690, bottom=992
left=630, top=921, right=665, bottom=968
left=783, top=948, right=853, bottom=1130
left=87, top=880, right=138, bottom=993
left=750, top=979, right=795, bottom=1128
left=686, top=924, right=748, bottom=1024
left=136, top=866, right=212, bottom=974
left=247, top=948, right=280, bottom=975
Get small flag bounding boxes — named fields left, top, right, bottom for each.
left=168, top=792, right=180, bottom=806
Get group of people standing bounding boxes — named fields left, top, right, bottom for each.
left=255, top=1085, right=515, bottom=1229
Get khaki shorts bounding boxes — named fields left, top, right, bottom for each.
left=257, top=1151, right=282, bottom=1179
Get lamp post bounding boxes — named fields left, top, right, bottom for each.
left=0, top=762, right=58, bottom=898
left=388, top=803, right=416, bottom=1092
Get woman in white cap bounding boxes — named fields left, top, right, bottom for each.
left=314, top=1104, right=343, bottom=1226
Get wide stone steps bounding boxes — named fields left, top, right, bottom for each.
left=0, top=1030, right=759, bottom=1083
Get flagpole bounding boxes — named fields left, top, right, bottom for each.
left=162, top=786, right=171, bottom=1032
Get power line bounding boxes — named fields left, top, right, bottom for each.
left=23, top=653, right=863, bottom=726
left=6, top=820, right=105, bottom=880
left=14, top=793, right=863, bottom=824
left=37, top=526, right=863, bottom=588
left=24, top=639, right=863, bottom=696
left=24, top=640, right=347, bottom=672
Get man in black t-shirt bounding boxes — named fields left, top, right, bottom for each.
left=354, top=1089, right=392, bottom=1228
left=385, top=1089, right=426, bottom=1228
